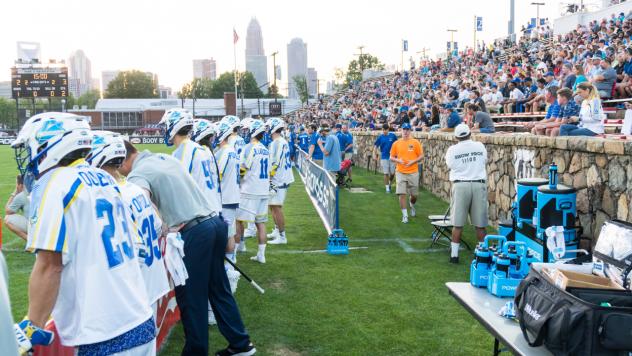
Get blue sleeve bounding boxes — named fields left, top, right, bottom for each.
left=374, top=136, right=382, bottom=147
left=325, top=136, right=334, bottom=151
left=310, top=134, right=318, bottom=146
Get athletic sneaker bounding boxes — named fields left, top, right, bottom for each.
left=267, top=228, right=280, bottom=239
left=244, top=225, right=257, bottom=238
left=449, top=256, right=459, bottom=264
left=215, top=342, right=256, bottom=356
left=226, top=268, right=240, bottom=294
left=401, top=215, right=408, bottom=224
left=268, top=236, right=287, bottom=245
left=385, top=186, right=391, bottom=193
left=250, top=254, right=266, bottom=264
left=236, top=242, right=247, bottom=253
left=410, top=204, right=416, bottom=217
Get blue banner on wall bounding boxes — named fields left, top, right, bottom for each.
left=476, top=17, right=483, bottom=31
left=296, top=148, right=339, bottom=234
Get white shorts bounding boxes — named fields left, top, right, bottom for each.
left=110, top=338, right=156, bottom=356
left=237, top=197, right=268, bottom=223
left=381, top=159, right=396, bottom=175
left=5, top=214, right=27, bottom=233
left=269, top=188, right=287, bottom=206
left=222, top=207, right=237, bottom=237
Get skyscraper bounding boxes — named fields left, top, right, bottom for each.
left=287, top=38, right=308, bottom=99
left=245, top=18, right=268, bottom=90
left=193, top=59, right=217, bottom=80
left=101, top=70, right=121, bottom=93
left=68, top=50, right=93, bottom=97
left=307, top=67, right=318, bottom=98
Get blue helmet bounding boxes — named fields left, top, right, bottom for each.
left=159, top=108, right=194, bottom=146
left=12, top=112, right=92, bottom=191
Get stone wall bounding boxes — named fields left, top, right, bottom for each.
left=353, top=131, right=632, bottom=241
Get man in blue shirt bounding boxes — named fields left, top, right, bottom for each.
left=318, top=125, right=341, bottom=177
left=531, top=86, right=561, bottom=135
left=373, top=123, right=398, bottom=193
left=340, top=124, right=354, bottom=159
left=307, top=123, right=324, bottom=165
left=288, top=124, right=297, bottom=162
left=297, top=126, right=310, bottom=153
left=441, top=103, right=461, bottom=131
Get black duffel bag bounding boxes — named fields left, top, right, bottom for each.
left=515, top=267, right=632, bottom=355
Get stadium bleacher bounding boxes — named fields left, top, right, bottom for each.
left=286, top=11, right=632, bottom=139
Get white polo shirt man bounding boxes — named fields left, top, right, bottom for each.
left=445, top=124, right=489, bottom=263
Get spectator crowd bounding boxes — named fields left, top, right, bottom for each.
left=286, top=11, right=632, bottom=138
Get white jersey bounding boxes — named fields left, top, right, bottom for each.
left=240, top=141, right=270, bottom=197
left=26, top=161, right=151, bottom=346
left=173, top=139, right=222, bottom=213
left=445, top=139, right=488, bottom=181
left=119, top=180, right=170, bottom=305
left=228, top=134, right=245, bottom=161
left=216, top=144, right=241, bottom=205
left=269, top=137, right=295, bottom=187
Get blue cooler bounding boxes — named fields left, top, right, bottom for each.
left=516, top=178, right=548, bottom=228
left=532, top=184, right=578, bottom=262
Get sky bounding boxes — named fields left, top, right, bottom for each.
left=0, top=0, right=559, bottom=94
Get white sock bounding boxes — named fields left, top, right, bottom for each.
left=451, top=242, right=460, bottom=258
left=225, top=252, right=236, bottom=264
left=238, top=241, right=246, bottom=249
left=279, top=230, right=285, bottom=239
left=401, top=209, right=408, bottom=218
left=258, top=244, right=266, bottom=256
left=385, top=185, right=390, bottom=191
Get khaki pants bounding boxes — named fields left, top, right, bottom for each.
left=450, top=181, right=489, bottom=228
left=395, top=171, right=419, bottom=196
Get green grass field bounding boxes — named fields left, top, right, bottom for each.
left=1, top=145, right=493, bottom=355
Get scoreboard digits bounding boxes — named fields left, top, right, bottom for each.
left=11, top=67, right=69, bottom=99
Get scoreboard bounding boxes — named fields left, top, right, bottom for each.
left=11, top=67, right=68, bottom=98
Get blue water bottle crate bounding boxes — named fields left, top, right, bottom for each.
left=327, top=229, right=349, bottom=255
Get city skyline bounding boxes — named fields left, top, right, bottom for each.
left=245, top=18, right=268, bottom=91
left=0, top=0, right=559, bottom=92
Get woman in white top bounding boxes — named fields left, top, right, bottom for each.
left=559, top=82, right=605, bottom=136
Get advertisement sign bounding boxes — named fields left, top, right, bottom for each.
left=296, top=149, right=338, bottom=233
left=129, top=136, right=165, bottom=145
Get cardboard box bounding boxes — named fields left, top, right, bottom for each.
left=543, top=268, right=624, bottom=291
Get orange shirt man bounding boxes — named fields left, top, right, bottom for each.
left=389, top=123, right=423, bottom=223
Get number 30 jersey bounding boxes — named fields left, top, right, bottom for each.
left=172, top=139, right=222, bottom=214
left=119, top=180, right=170, bottom=305
left=240, top=141, right=270, bottom=198
left=26, top=161, right=152, bottom=346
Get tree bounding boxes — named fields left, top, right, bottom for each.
left=105, top=70, right=158, bottom=98
left=292, top=75, right=309, bottom=104
left=345, top=54, right=385, bottom=86
left=209, top=71, right=264, bottom=99
left=0, top=98, right=17, bottom=129
left=76, top=90, right=100, bottom=109
left=177, top=83, right=191, bottom=108
left=265, top=84, right=282, bottom=99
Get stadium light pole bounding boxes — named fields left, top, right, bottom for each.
left=447, top=29, right=458, bottom=57
left=270, top=51, right=278, bottom=102
left=531, top=2, right=545, bottom=29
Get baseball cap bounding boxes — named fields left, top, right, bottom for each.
left=335, top=123, right=342, bottom=129
left=401, top=123, right=412, bottom=130
left=454, top=124, right=471, bottom=138
left=545, top=71, right=554, bottom=77
left=592, top=54, right=602, bottom=60
left=319, top=124, right=330, bottom=132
